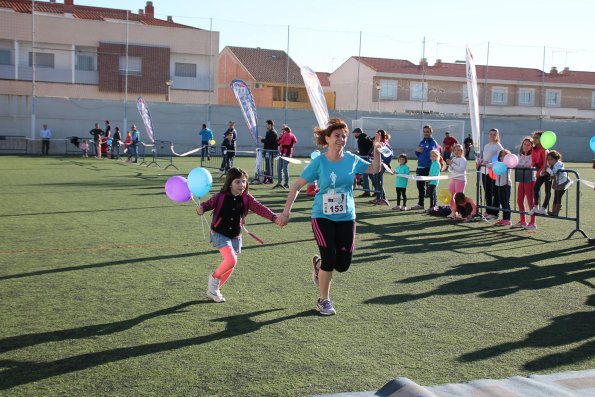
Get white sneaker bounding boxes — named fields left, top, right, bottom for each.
left=485, top=214, right=498, bottom=220
left=207, top=274, right=225, bottom=303
left=392, top=205, right=401, bottom=210
left=400, top=206, right=408, bottom=211
left=536, top=207, right=547, bottom=215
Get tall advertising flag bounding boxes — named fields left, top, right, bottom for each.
left=136, top=96, right=155, bottom=143
left=230, top=80, right=258, bottom=145
left=465, top=46, right=480, bottom=153
left=300, top=66, right=330, bottom=129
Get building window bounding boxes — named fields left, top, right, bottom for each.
left=119, top=56, right=141, bottom=76
left=592, top=92, right=595, bottom=109
left=462, top=84, right=469, bottom=103
left=287, top=88, right=299, bottom=102
left=76, top=54, right=95, bottom=71
left=175, top=62, right=196, bottom=78
left=545, top=89, right=561, bottom=107
left=491, top=87, right=508, bottom=105
left=28, top=52, right=54, bottom=68
left=518, top=88, right=534, bottom=106
left=410, top=81, right=427, bottom=101
left=0, top=49, right=11, bottom=65
left=379, top=79, right=397, bottom=99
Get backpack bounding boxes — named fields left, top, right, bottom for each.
left=428, top=205, right=452, bottom=217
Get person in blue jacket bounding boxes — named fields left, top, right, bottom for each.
left=410, top=124, right=438, bottom=210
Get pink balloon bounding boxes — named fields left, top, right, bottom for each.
left=503, top=153, right=519, bottom=168
left=165, top=176, right=191, bottom=203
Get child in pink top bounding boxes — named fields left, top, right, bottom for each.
left=513, top=137, right=537, bottom=230
left=531, top=131, right=550, bottom=214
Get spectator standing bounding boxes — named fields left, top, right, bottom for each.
left=352, top=128, right=374, bottom=197
left=89, top=122, right=104, bottom=159
left=219, top=121, right=237, bottom=171
left=221, top=130, right=236, bottom=171
left=531, top=131, right=551, bottom=215
left=463, top=134, right=473, bottom=159
left=127, top=124, right=139, bottom=163
left=40, top=124, right=52, bottom=155
left=111, top=126, right=122, bottom=160
left=260, top=120, right=278, bottom=184
left=199, top=123, right=213, bottom=161
left=411, top=125, right=438, bottom=210
left=104, top=120, right=112, bottom=139
left=442, top=131, right=458, bottom=160
left=479, top=128, right=504, bottom=219
left=275, top=125, right=298, bottom=188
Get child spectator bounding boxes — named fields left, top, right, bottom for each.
left=221, top=131, right=236, bottom=172
left=426, top=149, right=442, bottom=212
left=80, top=140, right=89, bottom=157
left=513, top=137, right=537, bottom=230
left=452, top=192, right=477, bottom=221
left=196, top=168, right=280, bottom=303
left=446, top=143, right=467, bottom=206
left=494, top=149, right=512, bottom=226
left=545, top=150, right=568, bottom=217
left=392, top=153, right=410, bottom=210
left=531, top=131, right=551, bottom=214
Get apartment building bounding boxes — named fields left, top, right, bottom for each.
left=0, top=0, right=219, bottom=104
left=218, top=46, right=335, bottom=110
left=331, top=56, right=595, bottom=119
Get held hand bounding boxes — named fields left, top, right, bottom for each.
left=276, top=214, right=289, bottom=227
left=195, top=206, right=204, bottom=216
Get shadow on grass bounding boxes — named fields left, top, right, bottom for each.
left=363, top=245, right=595, bottom=305
left=0, top=238, right=313, bottom=281
left=0, top=308, right=316, bottom=390
left=0, top=300, right=206, bottom=354
left=458, top=294, right=595, bottom=371
left=0, top=204, right=171, bottom=218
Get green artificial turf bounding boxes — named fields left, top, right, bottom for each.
left=0, top=155, right=593, bottom=396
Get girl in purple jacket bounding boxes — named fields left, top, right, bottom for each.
left=196, top=167, right=280, bottom=302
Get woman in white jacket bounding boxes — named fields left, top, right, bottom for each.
left=545, top=150, right=568, bottom=216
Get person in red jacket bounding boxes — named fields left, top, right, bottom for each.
left=274, top=125, right=298, bottom=189
left=530, top=131, right=551, bottom=215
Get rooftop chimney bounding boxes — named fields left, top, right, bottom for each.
left=550, top=66, right=558, bottom=75
left=562, top=67, right=570, bottom=75
left=139, top=9, right=144, bottom=15
left=145, top=1, right=154, bottom=18
left=64, top=0, right=74, bottom=13
left=167, top=16, right=173, bottom=22
left=419, top=58, right=428, bottom=69
left=434, top=59, right=442, bottom=67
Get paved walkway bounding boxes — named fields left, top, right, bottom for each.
left=316, top=369, right=595, bottom=397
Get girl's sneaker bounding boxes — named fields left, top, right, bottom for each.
left=392, top=205, right=401, bottom=210
left=495, top=219, right=511, bottom=226
left=206, top=275, right=225, bottom=303
left=524, top=223, right=537, bottom=230
left=510, top=222, right=526, bottom=228
left=400, top=206, right=408, bottom=211
left=485, top=214, right=498, bottom=220
left=316, top=298, right=336, bottom=316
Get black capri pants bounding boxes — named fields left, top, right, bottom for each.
left=311, top=218, right=356, bottom=273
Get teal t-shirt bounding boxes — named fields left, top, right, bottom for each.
left=300, top=152, right=370, bottom=221
left=395, top=164, right=410, bottom=188
left=429, top=160, right=440, bottom=186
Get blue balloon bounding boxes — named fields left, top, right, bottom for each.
left=187, top=167, right=213, bottom=198
left=310, top=150, right=320, bottom=159
left=493, top=161, right=508, bottom=176
left=491, top=154, right=499, bottom=164
left=107, top=139, right=113, bottom=146
left=590, top=136, right=595, bottom=152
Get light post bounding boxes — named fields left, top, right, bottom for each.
left=165, top=79, right=173, bottom=102
left=375, top=82, right=381, bottom=113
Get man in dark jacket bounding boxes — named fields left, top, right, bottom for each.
left=260, top=120, right=278, bottom=184
left=353, top=128, right=374, bottom=197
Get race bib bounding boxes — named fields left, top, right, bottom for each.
left=322, top=192, right=346, bottom=215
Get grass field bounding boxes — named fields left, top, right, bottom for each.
left=0, top=155, right=593, bottom=397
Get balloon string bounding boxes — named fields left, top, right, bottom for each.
left=191, top=195, right=207, bottom=240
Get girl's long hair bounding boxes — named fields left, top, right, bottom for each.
left=220, top=167, right=249, bottom=194
left=519, top=136, right=533, bottom=155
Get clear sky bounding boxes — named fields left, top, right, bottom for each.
left=74, top=0, right=595, bottom=73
